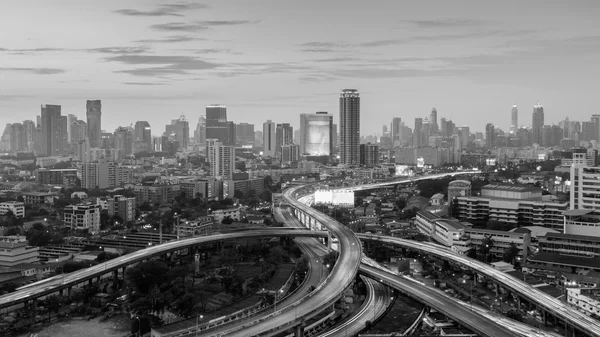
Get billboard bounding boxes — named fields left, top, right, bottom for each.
left=314, top=189, right=354, bottom=207
left=486, top=158, right=496, bottom=166
left=395, top=165, right=414, bottom=177
left=306, top=119, right=331, bottom=155
left=417, top=157, right=425, bottom=168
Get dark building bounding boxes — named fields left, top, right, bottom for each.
left=360, top=142, right=379, bottom=167
left=86, top=100, right=102, bottom=148
left=275, top=123, right=293, bottom=157
left=134, top=121, right=152, bottom=153
left=339, top=89, right=360, bottom=165
left=413, top=118, right=423, bottom=148
left=532, top=102, right=544, bottom=145
left=486, top=123, right=496, bottom=148
left=165, top=115, right=189, bottom=150
left=206, top=105, right=229, bottom=144
left=40, top=104, right=68, bottom=156
left=227, top=121, right=236, bottom=146
left=36, top=168, right=78, bottom=186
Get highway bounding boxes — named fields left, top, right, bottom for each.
left=0, top=229, right=326, bottom=309
left=357, top=234, right=600, bottom=337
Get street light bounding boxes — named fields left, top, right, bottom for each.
left=195, top=314, right=204, bottom=337
left=134, top=316, right=141, bottom=336
left=273, top=289, right=284, bottom=314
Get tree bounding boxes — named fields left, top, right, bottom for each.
left=126, top=260, right=169, bottom=295
left=3, top=227, right=20, bottom=236
left=221, top=216, right=234, bottom=225
left=233, top=190, right=244, bottom=199
left=479, top=236, right=494, bottom=262
left=505, top=309, right=524, bottom=322
left=503, top=243, right=519, bottom=264
left=45, top=295, right=61, bottom=321
left=323, top=251, right=339, bottom=270
left=268, top=246, right=289, bottom=265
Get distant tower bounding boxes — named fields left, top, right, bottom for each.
left=339, top=89, right=360, bottom=165
left=429, top=108, right=438, bottom=133
left=263, top=120, right=276, bottom=157
left=510, top=105, right=518, bottom=135
left=86, top=100, right=102, bottom=148
left=532, top=102, right=544, bottom=145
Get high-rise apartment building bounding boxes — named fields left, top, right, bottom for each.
left=332, top=124, right=338, bottom=154
left=70, top=120, right=88, bottom=145
left=86, top=100, right=102, bottom=148
left=114, top=127, right=133, bottom=159
left=532, top=102, right=544, bottom=145
left=429, top=108, right=438, bottom=133
left=359, top=142, right=379, bottom=167
left=107, top=195, right=136, bottom=222
left=206, top=139, right=235, bottom=179
left=339, top=89, right=360, bottom=165
left=281, top=144, right=300, bottom=164
left=299, top=112, right=333, bottom=156
left=510, top=105, right=518, bottom=135
left=263, top=120, right=276, bottom=157
left=486, top=123, right=496, bottom=148
left=206, top=105, right=229, bottom=144
left=40, top=104, right=68, bottom=156
left=227, top=121, right=236, bottom=146
left=391, top=117, right=402, bottom=147
left=9, top=123, right=26, bottom=152
left=64, top=203, right=101, bottom=232
left=78, top=161, right=132, bottom=189
left=194, top=116, right=206, bottom=145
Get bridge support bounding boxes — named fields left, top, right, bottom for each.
left=294, top=325, right=304, bottom=337
left=327, top=232, right=332, bottom=253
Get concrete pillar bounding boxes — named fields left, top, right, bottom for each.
left=295, top=325, right=304, bottom=337
left=542, top=309, right=547, bottom=325
left=516, top=296, right=521, bottom=310
left=68, top=287, right=72, bottom=299
left=327, top=232, right=332, bottom=252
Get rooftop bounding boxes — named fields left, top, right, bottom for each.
left=483, top=183, right=541, bottom=193
left=528, top=252, right=600, bottom=269
left=541, top=232, right=600, bottom=244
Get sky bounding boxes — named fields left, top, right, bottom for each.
left=1, top=0, right=600, bottom=136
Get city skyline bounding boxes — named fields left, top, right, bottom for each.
left=2, top=0, right=600, bottom=133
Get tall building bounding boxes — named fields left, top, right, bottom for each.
left=78, top=161, right=132, bottom=189
left=281, top=144, right=300, bottom=164
left=114, top=127, right=133, bottom=159
left=66, top=114, right=77, bottom=145
left=339, top=89, right=360, bottom=165
left=134, top=121, right=152, bottom=153
left=263, top=120, right=276, bottom=157
left=254, top=130, right=263, bottom=148
left=235, top=123, right=255, bottom=146
left=299, top=112, right=333, bottom=156
left=510, top=105, right=518, bottom=135
left=86, top=100, right=102, bottom=148
left=206, top=139, right=234, bottom=179
left=332, top=123, right=338, bottom=154
left=391, top=117, right=402, bottom=147
left=227, top=121, right=236, bottom=146
left=108, top=195, right=136, bottom=222
left=70, top=120, right=88, bottom=145
left=165, top=115, right=189, bottom=150
left=22, top=120, right=35, bottom=152
left=40, top=104, right=67, bottom=156
left=194, top=116, right=206, bottom=144
left=275, top=123, right=293, bottom=157
left=206, top=105, right=228, bottom=144
left=532, top=102, right=544, bottom=145
left=413, top=118, right=423, bottom=148
left=429, top=108, right=438, bottom=133
left=359, top=142, right=379, bottom=167
left=9, top=123, right=26, bottom=152
left=486, top=123, right=496, bottom=148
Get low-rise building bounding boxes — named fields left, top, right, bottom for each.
left=108, top=195, right=136, bottom=222
left=223, top=178, right=264, bottom=199
left=63, top=203, right=102, bottom=232
left=22, top=192, right=59, bottom=205
left=0, top=240, right=39, bottom=267
left=567, top=287, right=600, bottom=318
left=132, top=184, right=179, bottom=205
left=430, top=193, right=445, bottom=206
left=211, top=207, right=244, bottom=223
left=177, top=217, right=213, bottom=237
left=0, top=201, right=25, bottom=218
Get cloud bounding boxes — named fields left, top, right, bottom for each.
left=87, top=47, right=151, bottom=54
left=151, top=20, right=259, bottom=32
left=115, top=67, right=190, bottom=77
left=311, top=57, right=358, bottom=63
left=297, top=41, right=350, bottom=53
left=0, top=67, right=66, bottom=75
left=135, top=35, right=205, bottom=43
left=407, top=19, right=485, bottom=28
left=107, top=54, right=220, bottom=77
left=113, top=3, right=208, bottom=17
left=298, top=74, right=339, bottom=83
left=122, top=82, right=168, bottom=86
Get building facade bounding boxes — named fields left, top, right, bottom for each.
left=63, top=203, right=102, bottom=232
left=107, top=195, right=136, bottom=222
left=339, top=89, right=360, bottom=166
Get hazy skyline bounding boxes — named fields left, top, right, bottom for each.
left=1, top=0, right=600, bottom=135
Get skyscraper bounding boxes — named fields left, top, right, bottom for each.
left=510, top=105, right=518, bottom=135
left=532, top=102, right=544, bottom=145
left=67, top=114, right=77, bottom=144
left=165, top=115, right=189, bottom=150
left=70, top=120, right=88, bottom=144
left=134, top=121, right=152, bottom=152
left=429, top=108, right=438, bottom=133
left=359, top=142, right=379, bottom=167
left=486, top=123, right=496, bottom=148
left=235, top=123, right=255, bottom=146
left=206, top=105, right=229, bottom=144
left=262, top=120, right=276, bottom=157
left=299, top=112, right=333, bottom=156
left=114, top=126, right=133, bottom=159
left=339, top=89, right=360, bottom=165
left=391, top=117, right=402, bottom=147
left=413, top=118, right=423, bottom=148
left=206, top=139, right=234, bottom=179
left=23, top=120, right=35, bottom=152
left=41, top=104, right=67, bottom=156
left=86, top=100, right=102, bottom=148
left=194, top=116, right=206, bottom=144
left=275, top=123, right=293, bottom=157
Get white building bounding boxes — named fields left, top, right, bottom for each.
left=0, top=240, right=39, bottom=267
left=211, top=207, right=244, bottom=223
left=206, top=139, right=234, bottom=179
left=566, top=157, right=600, bottom=237
left=567, top=287, right=600, bottom=318
left=0, top=201, right=25, bottom=218
left=63, top=203, right=101, bottom=232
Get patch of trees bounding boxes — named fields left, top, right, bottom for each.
left=27, top=223, right=63, bottom=246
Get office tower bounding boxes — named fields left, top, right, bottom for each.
left=76, top=138, right=90, bottom=162
left=486, top=123, right=496, bottom=148
left=0, top=125, right=11, bottom=151
left=413, top=118, right=423, bottom=148
left=263, top=120, right=276, bottom=157
left=114, top=127, right=133, bottom=159
left=281, top=144, right=300, bottom=164
left=510, top=105, right=518, bottom=135
left=206, top=139, right=234, bottom=179
left=41, top=104, right=67, bottom=156
left=66, top=114, right=76, bottom=144
left=359, top=142, right=379, bottom=167
left=235, top=123, right=255, bottom=146
left=332, top=124, right=338, bottom=154
left=391, top=117, right=402, bottom=147
left=194, top=116, right=206, bottom=144
left=8, top=123, right=26, bottom=152
left=293, top=129, right=300, bottom=145
left=460, top=126, right=470, bottom=149
left=591, top=115, right=600, bottom=142
left=22, top=120, right=35, bottom=152
left=165, top=115, right=189, bottom=150
left=382, top=125, right=388, bottom=135
left=532, top=102, right=544, bottom=145
left=275, top=123, right=293, bottom=157
left=134, top=121, right=152, bottom=153
left=86, top=100, right=102, bottom=148
left=299, top=112, right=333, bottom=156
left=339, top=89, right=360, bottom=165
left=70, top=120, right=88, bottom=144
left=429, top=108, right=438, bottom=133
left=205, top=104, right=228, bottom=144
left=254, top=130, right=263, bottom=148
left=227, top=121, right=236, bottom=146
left=101, top=132, right=114, bottom=149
